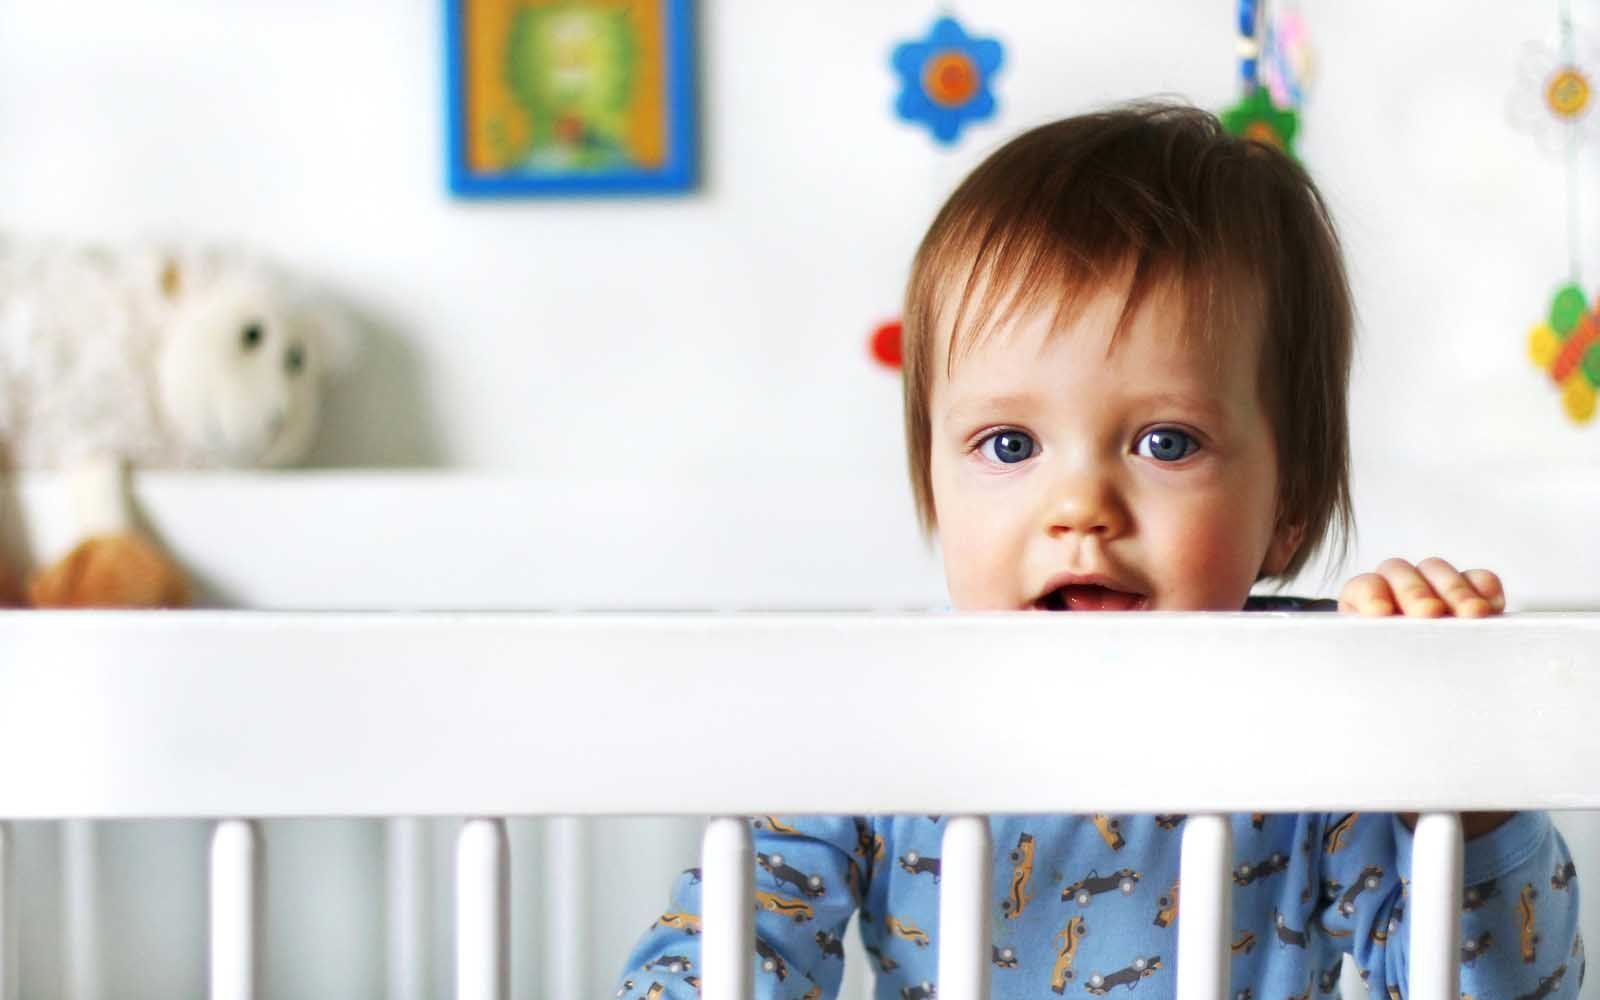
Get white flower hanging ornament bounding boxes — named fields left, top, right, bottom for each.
left=1507, top=13, right=1600, bottom=153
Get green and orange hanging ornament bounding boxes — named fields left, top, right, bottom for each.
left=1219, top=0, right=1311, bottom=155
left=1529, top=286, right=1599, bottom=422
left=1515, top=0, right=1600, bottom=423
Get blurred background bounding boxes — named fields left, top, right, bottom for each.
left=1, top=1, right=1594, bottom=485
left=1, top=0, right=1597, bottom=997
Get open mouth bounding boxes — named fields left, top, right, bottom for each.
left=1032, top=584, right=1148, bottom=612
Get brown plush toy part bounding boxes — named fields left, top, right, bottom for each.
left=27, top=533, right=190, bottom=609
left=0, top=552, right=24, bottom=608
left=21, top=459, right=192, bottom=610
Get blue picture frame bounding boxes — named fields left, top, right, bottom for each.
left=444, top=0, right=699, bottom=197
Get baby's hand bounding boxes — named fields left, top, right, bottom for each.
left=1338, top=558, right=1506, bottom=617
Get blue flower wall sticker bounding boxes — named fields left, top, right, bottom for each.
left=892, top=16, right=1004, bottom=145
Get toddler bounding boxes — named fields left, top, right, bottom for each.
left=613, top=103, right=1580, bottom=1000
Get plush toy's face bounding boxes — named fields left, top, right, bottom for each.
left=156, top=272, right=342, bottom=467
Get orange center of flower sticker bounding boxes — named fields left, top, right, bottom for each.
left=1546, top=66, right=1591, bottom=119
left=923, top=51, right=980, bottom=107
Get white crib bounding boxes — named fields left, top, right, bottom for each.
left=0, top=470, right=1596, bottom=1000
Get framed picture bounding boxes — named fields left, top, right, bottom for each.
left=444, top=0, right=698, bottom=196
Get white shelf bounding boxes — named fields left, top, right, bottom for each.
left=4, top=465, right=1596, bottom=611
left=0, top=471, right=949, bottom=610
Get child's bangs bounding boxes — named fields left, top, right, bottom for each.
left=935, top=223, right=1258, bottom=375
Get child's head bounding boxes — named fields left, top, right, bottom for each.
left=902, top=102, right=1353, bottom=611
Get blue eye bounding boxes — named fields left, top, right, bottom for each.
left=1136, top=428, right=1198, bottom=462
left=980, top=430, right=1035, bottom=464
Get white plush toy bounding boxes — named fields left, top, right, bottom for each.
left=0, top=241, right=353, bottom=606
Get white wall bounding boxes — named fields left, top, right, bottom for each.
left=2, top=2, right=1599, bottom=999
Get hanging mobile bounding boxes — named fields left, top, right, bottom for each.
left=1219, top=0, right=1306, bottom=154
left=1517, top=0, right=1600, bottom=423
left=869, top=13, right=1005, bottom=371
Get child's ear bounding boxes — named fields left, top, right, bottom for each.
left=1261, top=520, right=1305, bottom=577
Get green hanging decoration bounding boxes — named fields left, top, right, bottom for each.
left=1219, top=0, right=1307, bottom=155
left=1220, top=87, right=1299, bottom=152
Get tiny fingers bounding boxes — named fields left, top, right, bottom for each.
left=1463, top=568, right=1507, bottom=613
left=1339, top=558, right=1506, bottom=618
left=1375, top=557, right=1447, bottom=617
left=1338, top=572, right=1397, bottom=616
left=1416, top=557, right=1497, bottom=618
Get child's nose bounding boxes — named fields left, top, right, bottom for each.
left=1046, top=474, right=1130, bottom=539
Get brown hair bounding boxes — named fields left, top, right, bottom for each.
left=902, top=101, right=1353, bottom=582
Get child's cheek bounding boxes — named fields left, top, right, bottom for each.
left=937, top=507, right=1019, bottom=611
left=1156, top=509, right=1262, bottom=609
left=941, top=530, right=1011, bottom=610
left=931, top=458, right=1020, bottom=610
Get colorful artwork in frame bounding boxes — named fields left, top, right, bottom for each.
left=445, top=0, right=698, bottom=196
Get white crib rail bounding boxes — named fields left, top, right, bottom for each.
left=936, top=817, right=992, bottom=1000
left=1176, top=816, right=1232, bottom=1000
left=209, top=820, right=260, bottom=1000
left=0, top=610, right=1597, bottom=1000
left=456, top=819, right=509, bottom=1000
left=702, top=818, right=754, bottom=1000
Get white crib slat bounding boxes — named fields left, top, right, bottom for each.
left=209, top=819, right=260, bottom=1000
left=702, top=817, right=753, bottom=1000
left=455, top=819, right=509, bottom=1000
left=1176, top=815, right=1232, bottom=1000
left=386, top=818, right=430, bottom=1000
left=937, top=816, right=992, bottom=1000
left=0, top=822, right=14, bottom=1000
left=545, top=818, right=589, bottom=1000
left=62, top=819, right=100, bottom=1000
left=1408, top=813, right=1463, bottom=1000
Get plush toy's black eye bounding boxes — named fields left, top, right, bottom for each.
left=285, top=345, right=305, bottom=375
left=241, top=323, right=264, bottom=350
